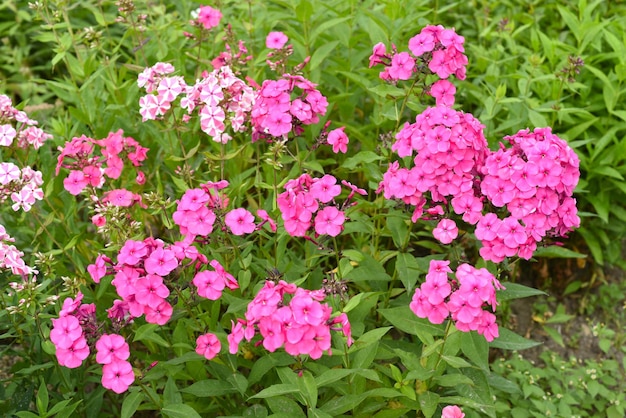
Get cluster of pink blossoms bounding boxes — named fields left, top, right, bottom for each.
left=56, top=130, right=148, bottom=196
left=410, top=260, right=503, bottom=341
left=378, top=105, right=488, bottom=223
left=277, top=173, right=366, bottom=238
left=0, top=94, right=52, bottom=150
left=227, top=280, right=352, bottom=359
left=50, top=292, right=136, bottom=393
left=369, top=25, right=468, bottom=82
left=172, top=180, right=277, bottom=238
left=190, top=5, right=222, bottom=30
left=0, top=163, right=44, bottom=212
left=138, top=62, right=255, bottom=144
left=477, top=127, right=580, bottom=262
left=251, top=74, right=328, bottom=140
left=88, top=236, right=207, bottom=326
left=0, top=225, right=36, bottom=276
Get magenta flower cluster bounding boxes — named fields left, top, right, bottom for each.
left=56, top=129, right=148, bottom=196
left=369, top=25, right=468, bottom=82
left=227, top=280, right=352, bottom=359
left=50, top=292, right=136, bottom=393
left=277, top=173, right=366, bottom=238
left=378, top=105, right=488, bottom=224
left=0, top=225, right=37, bottom=276
left=410, top=260, right=503, bottom=341
left=477, top=127, right=580, bottom=262
left=251, top=74, right=328, bottom=140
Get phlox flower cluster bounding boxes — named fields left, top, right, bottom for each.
left=277, top=173, right=366, bottom=238
left=50, top=292, right=136, bottom=393
left=96, top=333, right=133, bottom=393
left=369, top=25, right=468, bottom=82
left=378, top=105, right=488, bottom=223
left=50, top=292, right=96, bottom=369
left=138, top=63, right=255, bottom=144
left=88, top=236, right=207, bottom=326
left=476, top=127, right=581, bottom=262
left=0, top=94, right=52, bottom=150
left=251, top=74, right=328, bottom=140
left=410, top=260, right=503, bottom=341
left=56, top=129, right=148, bottom=196
left=228, top=280, right=352, bottom=359
left=0, top=163, right=44, bottom=212
left=0, top=225, right=36, bottom=277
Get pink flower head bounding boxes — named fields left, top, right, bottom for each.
left=432, top=219, right=458, bottom=244
left=196, top=333, right=221, bottom=360
left=326, top=127, right=349, bottom=154
left=50, top=315, right=83, bottom=349
left=225, top=208, right=256, bottom=235
left=197, top=6, right=222, bottom=30
left=87, top=254, right=110, bottom=283
left=266, top=31, right=288, bottom=49
left=55, top=337, right=90, bottom=368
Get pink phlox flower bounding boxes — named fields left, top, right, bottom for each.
left=228, top=320, right=245, bottom=354
left=102, top=189, right=137, bottom=207
left=144, top=248, right=178, bottom=276
left=101, top=360, right=135, bottom=393
left=0, top=162, right=20, bottom=185
left=314, top=206, right=345, bottom=237
left=331, top=313, right=353, bottom=346
left=144, top=300, right=173, bottom=325
left=326, top=127, right=349, bottom=154
left=310, top=175, right=341, bottom=203
left=388, top=52, right=416, bottom=81
left=196, top=6, right=222, bottom=30
left=193, top=269, right=226, bottom=300
left=50, top=315, right=83, bottom=349
left=369, top=42, right=387, bottom=68
left=225, top=208, right=256, bottom=235
left=0, top=124, right=17, bottom=146
left=55, top=336, right=90, bottom=369
left=421, top=275, right=452, bottom=306
left=432, top=219, right=458, bottom=244
left=134, top=274, right=170, bottom=308
left=96, top=333, right=130, bottom=364
left=430, top=79, right=456, bottom=107
left=59, top=292, right=84, bottom=317
left=63, top=170, right=88, bottom=195
left=408, top=31, right=436, bottom=56
left=290, top=290, right=327, bottom=326
left=259, top=317, right=286, bottom=352
left=117, top=240, right=148, bottom=266
left=266, top=31, right=288, bottom=49
left=442, top=405, right=465, bottom=418
left=196, top=332, right=221, bottom=360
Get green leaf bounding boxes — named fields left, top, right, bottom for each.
left=309, top=41, right=339, bottom=72
left=489, top=328, right=541, bottom=350
left=36, top=378, right=48, bottom=415
left=343, top=292, right=378, bottom=313
left=367, top=84, right=406, bottom=98
left=379, top=306, right=445, bottom=344
left=133, top=324, right=170, bottom=348
left=344, top=253, right=392, bottom=282
left=249, top=384, right=300, bottom=399
left=395, top=252, right=422, bottom=294
left=341, top=151, right=384, bottom=170
left=497, top=282, right=547, bottom=302
left=348, top=327, right=392, bottom=353
left=532, top=246, right=587, bottom=259
left=266, top=396, right=306, bottom=417
left=296, top=371, right=318, bottom=408
left=180, top=379, right=238, bottom=397
left=121, top=390, right=144, bottom=418
left=161, top=404, right=201, bottom=418
left=418, top=391, right=440, bottom=418
left=460, top=331, right=489, bottom=371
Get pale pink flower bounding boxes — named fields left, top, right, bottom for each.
left=441, top=405, right=465, bottom=418
left=196, top=333, right=221, bottom=360
left=266, top=31, right=288, bottom=49
left=432, top=219, right=458, bottom=244
left=197, top=6, right=222, bottom=29
left=326, top=127, right=349, bottom=154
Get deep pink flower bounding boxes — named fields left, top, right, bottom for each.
left=144, top=248, right=178, bottom=276
left=144, top=300, right=172, bottom=325
left=101, top=360, right=135, bottom=393
left=266, top=31, right=288, bottom=49
left=56, top=336, right=90, bottom=368
left=314, top=206, right=345, bottom=237
left=196, top=333, right=221, bottom=360
left=95, top=334, right=130, bottom=365
left=432, top=219, right=458, bottom=244
left=87, top=254, right=109, bottom=283
left=310, top=175, right=341, bottom=203
left=50, top=315, right=83, bottom=349
left=327, top=127, right=349, bottom=154
left=134, top=274, right=170, bottom=308
left=225, top=208, right=256, bottom=235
